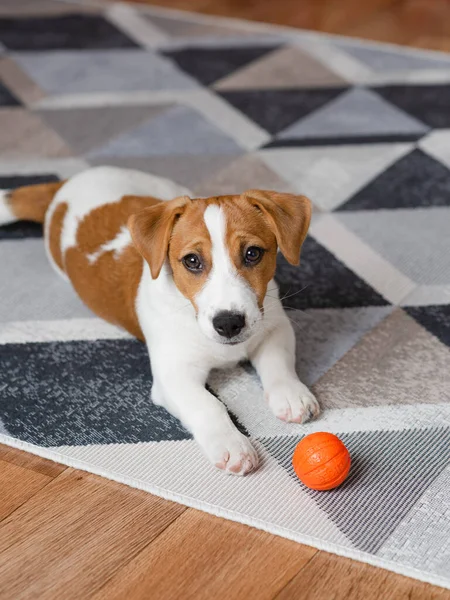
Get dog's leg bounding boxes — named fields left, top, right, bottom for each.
left=250, top=311, right=320, bottom=424
left=151, top=362, right=259, bottom=475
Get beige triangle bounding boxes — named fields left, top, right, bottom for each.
left=192, top=155, right=293, bottom=197
left=314, top=309, right=450, bottom=410
left=214, top=46, right=346, bottom=91
left=0, top=109, right=72, bottom=159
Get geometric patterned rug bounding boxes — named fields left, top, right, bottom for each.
left=1, top=0, right=449, bottom=589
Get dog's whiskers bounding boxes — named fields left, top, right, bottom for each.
left=268, top=284, right=310, bottom=303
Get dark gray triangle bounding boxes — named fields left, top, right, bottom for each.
left=260, top=427, right=450, bottom=553
left=275, top=237, right=388, bottom=310
left=163, top=45, right=280, bottom=86
left=0, top=14, right=139, bottom=51
left=0, top=339, right=191, bottom=446
left=219, top=87, right=347, bottom=134
left=405, top=305, right=450, bottom=348
left=277, top=88, right=428, bottom=141
left=338, top=149, right=450, bottom=211
left=373, top=84, right=450, bottom=128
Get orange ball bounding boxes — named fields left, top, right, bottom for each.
left=292, top=432, right=351, bottom=491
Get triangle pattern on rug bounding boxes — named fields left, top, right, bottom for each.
left=259, top=142, right=412, bottom=211
left=162, top=45, right=280, bottom=86
left=145, top=13, right=248, bottom=39
left=419, top=129, right=450, bottom=169
left=87, top=154, right=237, bottom=190
left=88, top=154, right=238, bottom=190
left=338, top=148, right=450, bottom=211
left=0, top=80, right=21, bottom=106
left=292, top=305, right=393, bottom=387
left=260, top=427, right=450, bottom=553
left=314, top=308, right=450, bottom=409
left=214, top=46, right=347, bottom=90
left=373, top=84, right=450, bottom=128
left=336, top=41, right=450, bottom=72
left=275, top=88, right=429, bottom=145
left=405, top=305, right=450, bottom=348
left=37, top=104, right=172, bottom=154
left=88, top=105, right=243, bottom=158
left=0, top=337, right=192, bottom=446
left=336, top=207, right=450, bottom=286
left=218, top=87, right=348, bottom=134
left=193, top=154, right=292, bottom=197
left=275, top=237, right=389, bottom=310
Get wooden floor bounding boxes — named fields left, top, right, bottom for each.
left=0, top=444, right=448, bottom=599
left=132, top=0, right=450, bottom=52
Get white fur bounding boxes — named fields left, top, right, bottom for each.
left=0, top=190, right=16, bottom=226
left=36, top=166, right=319, bottom=475
left=44, top=166, right=191, bottom=277
left=136, top=229, right=319, bottom=475
left=196, top=205, right=260, bottom=343
left=87, top=226, right=131, bottom=264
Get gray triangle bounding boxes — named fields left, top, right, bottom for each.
left=38, top=104, right=171, bottom=154
left=261, top=427, right=450, bottom=553
left=88, top=105, right=242, bottom=158
left=279, top=88, right=428, bottom=140
left=88, top=155, right=238, bottom=190
left=337, top=41, right=450, bottom=72
left=146, top=14, right=245, bottom=39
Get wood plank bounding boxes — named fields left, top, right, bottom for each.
left=132, top=0, right=399, bottom=31
left=412, top=36, right=450, bottom=52
left=92, top=508, right=317, bottom=600
left=0, top=444, right=66, bottom=479
left=0, top=469, right=186, bottom=600
left=128, top=0, right=450, bottom=52
left=0, top=459, right=52, bottom=522
left=342, top=0, right=450, bottom=47
left=276, top=551, right=450, bottom=600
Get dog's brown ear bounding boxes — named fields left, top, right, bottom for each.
left=243, top=190, right=312, bottom=265
left=128, top=196, right=189, bottom=279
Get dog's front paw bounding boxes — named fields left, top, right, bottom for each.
left=198, top=428, right=259, bottom=476
left=266, top=380, right=320, bottom=424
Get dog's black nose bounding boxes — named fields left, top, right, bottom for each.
left=213, top=311, right=246, bottom=339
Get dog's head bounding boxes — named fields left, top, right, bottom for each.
left=129, top=190, right=311, bottom=345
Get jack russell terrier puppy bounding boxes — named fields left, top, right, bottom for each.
left=0, top=166, right=320, bottom=475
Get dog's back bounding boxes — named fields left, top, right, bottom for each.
left=0, top=167, right=190, bottom=337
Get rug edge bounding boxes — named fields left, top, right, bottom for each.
left=1, top=432, right=449, bottom=591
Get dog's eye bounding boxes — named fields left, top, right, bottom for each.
left=182, top=253, right=203, bottom=272
left=244, top=246, right=264, bottom=266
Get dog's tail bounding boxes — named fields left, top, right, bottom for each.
left=0, top=181, right=65, bottom=226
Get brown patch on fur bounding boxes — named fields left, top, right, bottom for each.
left=66, top=245, right=144, bottom=339
left=7, top=181, right=65, bottom=223
left=128, top=195, right=190, bottom=280
left=167, top=199, right=215, bottom=310
left=77, top=195, right=160, bottom=256
left=65, top=195, right=162, bottom=340
left=242, top=190, right=311, bottom=266
left=48, top=202, right=68, bottom=272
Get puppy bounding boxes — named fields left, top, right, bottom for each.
left=0, top=166, right=320, bottom=474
